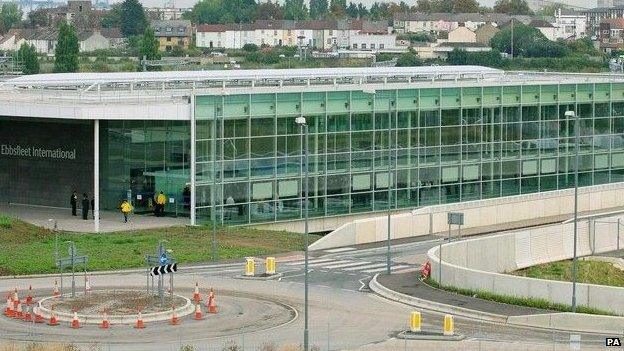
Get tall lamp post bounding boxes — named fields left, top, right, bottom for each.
left=565, top=110, right=579, bottom=312
left=295, top=116, right=310, bottom=351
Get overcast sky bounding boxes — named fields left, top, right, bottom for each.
left=111, top=0, right=597, bottom=11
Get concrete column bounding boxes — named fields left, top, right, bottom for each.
left=190, top=93, right=196, bottom=226
left=94, top=119, right=100, bottom=233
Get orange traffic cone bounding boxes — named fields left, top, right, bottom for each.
left=13, top=302, right=23, bottom=319
left=34, top=311, right=45, bottom=323
left=12, top=288, right=19, bottom=304
left=52, top=280, right=60, bottom=298
left=170, top=306, right=180, bottom=325
left=207, top=289, right=218, bottom=314
left=193, top=282, right=201, bottom=303
left=25, top=285, right=34, bottom=305
left=70, top=310, right=81, bottom=329
left=4, top=297, right=11, bottom=317
left=134, top=311, right=145, bottom=329
left=48, top=307, right=59, bottom=326
left=23, top=305, right=33, bottom=322
left=100, top=312, right=110, bottom=329
left=193, top=303, right=204, bottom=320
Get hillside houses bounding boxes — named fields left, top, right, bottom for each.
left=0, top=27, right=124, bottom=54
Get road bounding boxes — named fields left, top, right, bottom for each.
left=0, top=234, right=616, bottom=350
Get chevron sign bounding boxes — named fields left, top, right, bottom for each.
left=149, top=263, right=178, bottom=276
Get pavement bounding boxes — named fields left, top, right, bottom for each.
left=376, top=272, right=548, bottom=317
left=0, top=203, right=187, bottom=232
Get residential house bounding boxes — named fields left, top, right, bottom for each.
left=475, top=23, right=500, bottom=45
left=529, top=19, right=556, bottom=41
left=79, top=28, right=125, bottom=52
left=598, top=18, right=624, bottom=52
left=152, top=19, right=192, bottom=52
left=447, top=26, right=476, bottom=43
left=582, top=6, right=624, bottom=37
left=0, top=27, right=125, bottom=54
left=553, top=8, right=587, bottom=39
left=393, top=13, right=529, bottom=34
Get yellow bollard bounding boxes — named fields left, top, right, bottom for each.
left=266, top=257, right=276, bottom=275
left=443, top=314, right=454, bottom=336
left=245, top=257, right=255, bottom=277
left=409, top=311, right=421, bottom=333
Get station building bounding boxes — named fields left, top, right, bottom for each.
left=1, top=66, right=624, bottom=232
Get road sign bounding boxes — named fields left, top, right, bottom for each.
left=447, top=212, right=464, bottom=225
left=149, top=263, right=178, bottom=276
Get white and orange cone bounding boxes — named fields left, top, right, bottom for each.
left=70, top=310, right=81, bottom=329
left=170, top=306, right=180, bottom=325
left=100, top=312, right=110, bottom=329
left=134, top=311, right=145, bottom=329
left=52, top=280, right=60, bottom=298
left=193, top=303, right=204, bottom=320
left=193, top=282, right=201, bottom=303
left=207, top=288, right=218, bottom=314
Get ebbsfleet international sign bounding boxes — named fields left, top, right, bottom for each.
left=1, top=144, right=77, bottom=160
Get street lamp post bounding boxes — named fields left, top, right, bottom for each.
left=295, top=116, right=309, bottom=351
left=386, top=99, right=393, bottom=275
left=565, top=110, right=579, bottom=313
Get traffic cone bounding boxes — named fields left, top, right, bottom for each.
left=25, top=285, right=34, bottom=305
left=12, top=288, right=19, bottom=304
left=85, top=276, right=92, bottom=293
left=34, top=310, right=45, bottom=323
left=52, top=280, right=60, bottom=298
left=134, top=311, right=145, bottom=329
left=23, top=305, right=33, bottom=322
left=48, top=307, right=59, bottom=326
left=100, top=312, right=110, bottom=329
left=193, top=303, right=204, bottom=320
left=170, top=306, right=180, bottom=325
left=193, top=282, right=201, bottom=303
left=13, top=301, right=23, bottom=319
left=207, top=288, right=218, bottom=314
left=70, top=310, right=81, bottom=329
left=4, top=297, right=12, bottom=316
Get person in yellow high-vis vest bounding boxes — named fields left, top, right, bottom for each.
left=120, top=200, right=133, bottom=223
left=155, top=191, right=167, bottom=217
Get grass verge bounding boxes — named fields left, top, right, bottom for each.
left=511, top=259, right=624, bottom=288
left=0, top=215, right=320, bottom=276
left=423, top=277, right=614, bottom=316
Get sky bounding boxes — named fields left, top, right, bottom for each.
left=109, top=0, right=597, bottom=11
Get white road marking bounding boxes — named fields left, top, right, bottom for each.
left=342, top=262, right=386, bottom=271
left=358, top=276, right=371, bottom=291
left=363, top=265, right=410, bottom=273
left=308, top=260, right=352, bottom=267
left=321, top=261, right=370, bottom=269
left=287, top=258, right=334, bottom=266
left=323, top=247, right=356, bottom=253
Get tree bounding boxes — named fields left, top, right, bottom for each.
left=100, top=4, right=122, bottom=28
left=16, top=43, right=39, bottom=75
left=330, top=0, right=347, bottom=18
left=184, top=0, right=256, bottom=24
left=283, top=0, right=308, bottom=20
left=27, top=10, right=50, bottom=28
left=357, top=3, right=369, bottom=18
left=452, top=0, right=480, bottom=13
left=0, top=3, right=22, bottom=33
left=346, top=2, right=359, bottom=18
left=493, top=0, right=532, bottom=15
left=537, top=2, right=568, bottom=17
left=396, top=49, right=423, bottom=66
left=254, top=1, right=283, bottom=20
left=54, top=21, right=79, bottom=73
left=490, top=21, right=565, bottom=58
left=309, top=0, right=329, bottom=20
left=119, top=0, right=148, bottom=36
left=139, top=26, right=161, bottom=70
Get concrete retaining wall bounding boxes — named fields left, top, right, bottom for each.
left=310, top=182, right=624, bottom=251
left=427, top=212, right=624, bottom=314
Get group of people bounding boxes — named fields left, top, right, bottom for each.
left=69, top=191, right=95, bottom=221
left=72, top=190, right=168, bottom=223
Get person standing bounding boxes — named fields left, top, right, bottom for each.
left=70, top=190, right=78, bottom=216
left=81, top=193, right=89, bottom=220
left=120, top=199, right=132, bottom=223
left=156, top=191, right=167, bottom=217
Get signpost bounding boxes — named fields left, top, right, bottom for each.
left=146, top=241, right=175, bottom=306
left=55, top=241, right=88, bottom=298
left=439, top=212, right=464, bottom=286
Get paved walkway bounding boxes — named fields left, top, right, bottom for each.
left=377, top=272, right=548, bottom=317
left=0, top=203, right=187, bottom=233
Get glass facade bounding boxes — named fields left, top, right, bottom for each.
left=194, top=83, right=624, bottom=225
left=100, top=120, right=190, bottom=214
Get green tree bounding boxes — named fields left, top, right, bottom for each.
left=346, top=2, right=358, bottom=18
left=0, top=3, right=22, bottom=33
left=16, top=42, right=39, bottom=75
left=490, top=21, right=565, bottom=58
left=100, top=4, right=122, bottom=28
left=54, top=21, right=79, bottom=73
left=396, top=49, right=423, bottom=66
left=119, top=0, right=148, bottom=36
left=357, top=3, right=368, bottom=18
left=254, top=1, right=283, bottom=20
left=451, top=0, right=480, bottom=13
left=184, top=0, right=256, bottom=24
left=139, top=26, right=161, bottom=70
left=309, top=0, right=329, bottom=19
left=330, top=0, right=347, bottom=18
left=493, top=0, right=532, bottom=15
left=283, top=0, right=308, bottom=20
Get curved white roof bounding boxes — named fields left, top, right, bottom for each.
left=5, top=65, right=503, bottom=86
